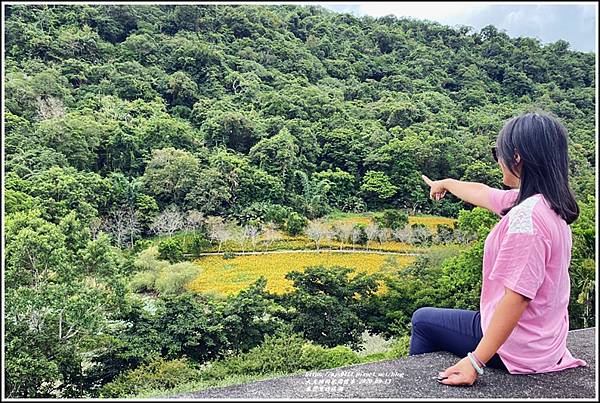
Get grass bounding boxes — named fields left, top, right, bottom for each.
left=187, top=251, right=416, bottom=297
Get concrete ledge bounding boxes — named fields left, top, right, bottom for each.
left=172, top=327, right=596, bottom=399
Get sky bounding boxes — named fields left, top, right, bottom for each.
left=308, top=2, right=597, bottom=53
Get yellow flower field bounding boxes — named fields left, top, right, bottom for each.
left=322, top=213, right=455, bottom=233
left=408, top=215, right=456, bottom=231
left=186, top=251, right=417, bottom=297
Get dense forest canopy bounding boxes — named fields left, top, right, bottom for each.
left=3, top=3, right=596, bottom=398
left=4, top=4, right=595, bottom=222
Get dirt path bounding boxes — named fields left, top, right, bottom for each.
left=186, top=249, right=425, bottom=257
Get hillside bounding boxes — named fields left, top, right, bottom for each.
left=3, top=4, right=596, bottom=398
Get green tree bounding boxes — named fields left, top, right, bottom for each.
left=373, top=209, right=409, bottom=230
left=186, top=148, right=284, bottom=214
left=312, top=168, right=356, bottom=211
left=141, top=148, right=199, bottom=206
left=283, top=265, right=381, bottom=350
left=249, top=127, right=300, bottom=191
left=5, top=209, right=128, bottom=397
left=36, top=112, right=106, bottom=171
left=221, top=277, right=287, bottom=353
left=16, top=166, right=111, bottom=223
left=154, top=293, right=228, bottom=362
left=283, top=211, right=309, bottom=236
left=201, top=111, right=266, bottom=154
left=360, top=171, right=398, bottom=207
left=157, top=238, right=184, bottom=264
left=164, top=71, right=199, bottom=107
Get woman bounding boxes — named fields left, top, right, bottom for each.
left=416, top=111, right=588, bottom=386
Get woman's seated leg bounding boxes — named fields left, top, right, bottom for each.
left=408, top=306, right=507, bottom=371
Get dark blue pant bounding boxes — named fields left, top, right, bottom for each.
left=409, top=307, right=508, bottom=371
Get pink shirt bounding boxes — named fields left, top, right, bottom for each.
left=480, top=187, right=588, bottom=374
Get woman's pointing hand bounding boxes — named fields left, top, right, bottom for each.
left=422, top=174, right=448, bottom=201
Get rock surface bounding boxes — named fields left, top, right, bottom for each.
left=171, top=327, right=596, bottom=399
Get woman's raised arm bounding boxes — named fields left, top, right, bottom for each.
left=422, top=175, right=494, bottom=210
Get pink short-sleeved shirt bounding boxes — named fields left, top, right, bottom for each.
left=481, top=187, right=588, bottom=374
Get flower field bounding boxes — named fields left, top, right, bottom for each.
left=186, top=251, right=417, bottom=297
left=406, top=215, right=456, bottom=231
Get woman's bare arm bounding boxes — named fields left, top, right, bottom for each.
left=442, top=178, right=494, bottom=211
left=473, top=287, right=531, bottom=365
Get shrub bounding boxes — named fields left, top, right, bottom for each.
left=223, top=251, right=236, bottom=259
left=352, top=223, right=368, bottom=245
left=98, top=357, right=200, bottom=398
left=129, top=270, right=158, bottom=293
left=201, top=326, right=306, bottom=379
left=133, top=239, right=153, bottom=254
left=434, top=223, right=454, bottom=244
left=373, top=209, right=409, bottom=230
left=130, top=246, right=169, bottom=292
left=154, top=262, right=200, bottom=294
left=570, top=258, right=595, bottom=329
left=158, top=238, right=184, bottom=263
left=299, top=343, right=360, bottom=370
left=359, top=352, right=388, bottom=363
left=385, top=334, right=411, bottom=359
left=198, top=326, right=364, bottom=381
left=130, top=246, right=198, bottom=295
left=134, top=246, right=169, bottom=272
left=189, top=235, right=211, bottom=255
left=569, top=197, right=595, bottom=329
left=409, top=223, right=432, bottom=245
left=283, top=211, right=309, bottom=236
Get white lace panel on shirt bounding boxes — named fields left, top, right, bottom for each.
left=507, top=196, right=540, bottom=235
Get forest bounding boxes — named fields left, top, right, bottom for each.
left=3, top=3, right=596, bottom=398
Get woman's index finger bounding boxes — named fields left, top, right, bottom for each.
left=421, top=174, right=432, bottom=185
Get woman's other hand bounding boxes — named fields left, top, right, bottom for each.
left=422, top=174, right=447, bottom=201
left=437, top=356, right=479, bottom=386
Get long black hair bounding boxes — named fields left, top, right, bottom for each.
left=495, top=111, right=579, bottom=225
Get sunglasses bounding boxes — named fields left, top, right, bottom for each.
left=491, top=146, right=498, bottom=162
